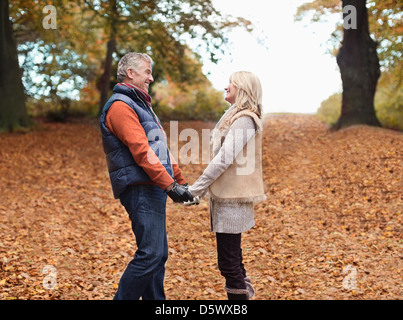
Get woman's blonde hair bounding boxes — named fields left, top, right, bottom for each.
left=230, top=71, right=263, bottom=118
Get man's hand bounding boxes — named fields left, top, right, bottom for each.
left=166, top=182, right=194, bottom=203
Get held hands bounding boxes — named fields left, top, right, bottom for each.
left=166, top=182, right=199, bottom=205
left=183, top=195, right=200, bottom=206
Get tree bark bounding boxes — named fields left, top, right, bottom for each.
left=334, top=0, right=381, bottom=129
left=97, top=0, right=118, bottom=115
left=97, top=37, right=116, bottom=115
left=0, top=0, right=30, bottom=132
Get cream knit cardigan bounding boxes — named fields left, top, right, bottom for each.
left=189, top=105, right=266, bottom=233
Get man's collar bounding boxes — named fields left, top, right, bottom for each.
left=118, top=82, right=152, bottom=105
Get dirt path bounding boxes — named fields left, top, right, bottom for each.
left=0, top=115, right=401, bottom=300
left=251, top=114, right=402, bottom=299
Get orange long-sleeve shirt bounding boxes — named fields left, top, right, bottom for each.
left=105, top=101, right=186, bottom=190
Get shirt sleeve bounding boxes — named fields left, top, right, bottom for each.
left=105, top=101, right=174, bottom=190
left=189, top=116, right=257, bottom=197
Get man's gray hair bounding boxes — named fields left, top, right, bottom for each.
left=117, top=52, right=153, bottom=82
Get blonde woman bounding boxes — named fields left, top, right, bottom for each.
left=189, top=71, right=266, bottom=300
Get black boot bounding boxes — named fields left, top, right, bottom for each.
left=227, top=292, right=248, bottom=300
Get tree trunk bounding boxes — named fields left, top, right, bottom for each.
left=97, top=0, right=118, bottom=115
left=334, top=0, right=381, bottom=129
left=0, top=0, right=30, bottom=132
left=97, top=37, right=116, bottom=115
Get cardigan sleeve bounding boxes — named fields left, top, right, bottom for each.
left=189, top=116, right=256, bottom=197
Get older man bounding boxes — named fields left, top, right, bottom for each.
left=100, top=52, right=193, bottom=300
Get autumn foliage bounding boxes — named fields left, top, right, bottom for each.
left=0, top=115, right=401, bottom=299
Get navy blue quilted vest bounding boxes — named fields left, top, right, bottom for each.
left=100, top=84, right=174, bottom=198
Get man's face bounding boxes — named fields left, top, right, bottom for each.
left=127, top=60, right=154, bottom=93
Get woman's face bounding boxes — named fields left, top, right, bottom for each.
left=224, top=81, right=237, bottom=105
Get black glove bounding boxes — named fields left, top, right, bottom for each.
left=166, top=182, right=194, bottom=203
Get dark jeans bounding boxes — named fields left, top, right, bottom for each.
left=114, top=185, right=168, bottom=300
left=216, top=233, right=247, bottom=290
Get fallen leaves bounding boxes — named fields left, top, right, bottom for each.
left=0, top=115, right=402, bottom=300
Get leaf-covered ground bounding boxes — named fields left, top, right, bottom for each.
left=0, top=115, right=401, bottom=300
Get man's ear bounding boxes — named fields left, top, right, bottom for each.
left=126, top=68, right=134, bottom=80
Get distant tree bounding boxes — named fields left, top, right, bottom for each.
left=81, top=0, right=251, bottom=114
left=11, top=0, right=100, bottom=118
left=335, top=0, right=381, bottom=128
left=0, top=0, right=30, bottom=132
left=317, top=70, right=403, bottom=131
left=10, top=0, right=251, bottom=116
left=296, top=0, right=402, bottom=129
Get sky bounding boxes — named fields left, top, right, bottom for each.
left=201, top=0, right=343, bottom=114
